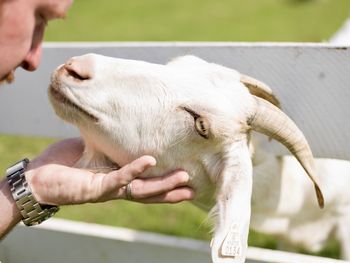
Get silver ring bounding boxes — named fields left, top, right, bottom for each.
left=126, top=183, right=133, bottom=200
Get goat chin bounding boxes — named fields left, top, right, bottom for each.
left=49, top=54, right=325, bottom=263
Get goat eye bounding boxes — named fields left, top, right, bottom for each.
left=180, top=106, right=210, bottom=139
left=195, top=117, right=210, bottom=139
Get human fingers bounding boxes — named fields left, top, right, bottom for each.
left=96, top=156, right=156, bottom=200
left=27, top=156, right=156, bottom=205
left=122, top=170, right=190, bottom=200
left=135, top=187, right=195, bottom=204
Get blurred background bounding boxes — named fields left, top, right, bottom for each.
left=44, top=0, right=350, bottom=42
left=2, top=0, right=350, bottom=260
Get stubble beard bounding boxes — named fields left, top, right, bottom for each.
left=0, top=71, right=15, bottom=85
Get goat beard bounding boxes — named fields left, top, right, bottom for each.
left=0, top=71, right=15, bottom=85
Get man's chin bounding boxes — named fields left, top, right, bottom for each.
left=0, top=71, right=15, bottom=85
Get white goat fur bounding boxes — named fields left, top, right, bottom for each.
left=48, top=54, right=323, bottom=263
left=251, top=136, right=350, bottom=259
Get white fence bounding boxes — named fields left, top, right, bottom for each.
left=1, top=218, right=349, bottom=263
left=0, top=42, right=349, bottom=263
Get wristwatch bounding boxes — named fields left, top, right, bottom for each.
left=6, top=158, right=59, bottom=226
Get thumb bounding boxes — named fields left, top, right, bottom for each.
left=100, top=155, right=157, bottom=197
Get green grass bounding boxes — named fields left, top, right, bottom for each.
left=57, top=201, right=212, bottom=240
left=0, top=134, right=57, bottom=169
left=45, top=0, right=350, bottom=42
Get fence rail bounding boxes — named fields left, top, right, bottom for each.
left=1, top=218, right=348, bottom=263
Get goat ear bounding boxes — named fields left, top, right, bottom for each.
left=240, top=74, right=281, bottom=109
left=211, top=142, right=252, bottom=262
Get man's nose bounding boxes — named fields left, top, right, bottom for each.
left=21, top=43, right=43, bottom=72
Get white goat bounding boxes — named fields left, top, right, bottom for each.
left=251, top=135, right=350, bottom=259
left=48, top=54, right=324, bottom=263
left=329, top=18, right=350, bottom=44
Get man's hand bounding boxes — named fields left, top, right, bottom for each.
left=25, top=138, right=195, bottom=206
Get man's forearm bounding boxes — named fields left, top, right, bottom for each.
left=0, top=178, right=21, bottom=239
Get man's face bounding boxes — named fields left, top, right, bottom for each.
left=0, top=0, right=73, bottom=84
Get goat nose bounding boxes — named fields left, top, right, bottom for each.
left=63, top=56, right=94, bottom=81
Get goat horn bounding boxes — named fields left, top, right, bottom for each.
left=248, top=96, right=324, bottom=209
left=240, top=74, right=281, bottom=109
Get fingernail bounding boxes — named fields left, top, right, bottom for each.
left=179, top=171, right=189, bottom=182
left=144, top=155, right=157, bottom=166
left=187, top=189, right=196, bottom=200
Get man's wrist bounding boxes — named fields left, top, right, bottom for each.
left=0, top=177, right=22, bottom=218
left=6, top=159, right=59, bottom=226
left=0, top=177, right=22, bottom=239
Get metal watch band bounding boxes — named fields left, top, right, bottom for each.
left=6, top=158, right=59, bottom=226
